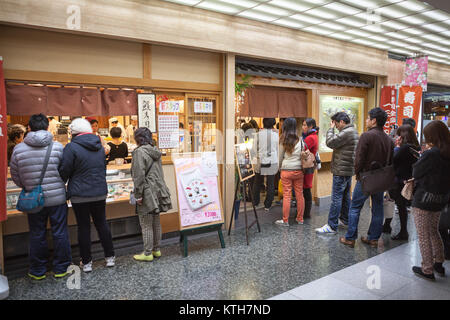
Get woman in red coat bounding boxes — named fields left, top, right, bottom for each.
left=302, top=118, right=319, bottom=219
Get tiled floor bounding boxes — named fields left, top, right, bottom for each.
left=270, top=240, right=450, bottom=300
left=5, top=199, right=448, bottom=300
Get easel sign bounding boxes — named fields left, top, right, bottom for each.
left=172, top=152, right=224, bottom=231
left=234, top=143, right=255, bottom=182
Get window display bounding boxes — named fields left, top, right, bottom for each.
left=319, top=95, right=364, bottom=153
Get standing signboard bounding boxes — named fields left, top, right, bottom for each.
left=234, top=143, right=255, bottom=182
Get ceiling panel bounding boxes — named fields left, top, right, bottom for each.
left=159, top=0, right=450, bottom=65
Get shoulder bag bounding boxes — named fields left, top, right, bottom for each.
left=16, top=141, right=53, bottom=213
left=301, top=140, right=317, bottom=175
left=360, top=145, right=395, bottom=196
left=401, top=178, right=414, bottom=201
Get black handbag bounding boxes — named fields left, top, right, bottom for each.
left=360, top=146, right=395, bottom=196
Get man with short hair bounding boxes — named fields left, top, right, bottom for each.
left=316, top=112, right=359, bottom=234
left=402, top=117, right=416, bottom=129
left=340, top=108, right=395, bottom=248
left=10, top=113, right=72, bottom=280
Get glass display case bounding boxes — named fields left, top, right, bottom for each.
left=318, top=95, right=364, bottom=153
left=6, top=164, right=134, bottom=214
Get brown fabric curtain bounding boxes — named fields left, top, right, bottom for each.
left=81, top=88, right=103, bottom=116
left=6, top=84, right=48, bottom=116
left=102, top=89, right=137, bottom=116
left=240, top=86, right=307, bottom=118
left=47, top=87, right=81, bottom=116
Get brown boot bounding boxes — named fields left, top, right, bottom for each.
left=339, top=237, right=355, bottom=248
left=361, top=236, right=378, bottom=248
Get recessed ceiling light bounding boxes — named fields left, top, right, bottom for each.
left=341, top=0, right=379, bottom=9
left=269, top=0, right=313, bottom=12
left=218, top=0, right=258, bottom=7
left=422, top=23, right=447, bottom=33
left=381, top=20, right=408, bottom=30
left=290, top=13, right=324, bottom=24
left=301, top=0, right=329, bottom=4
left=376, top=6, right=409, bottom=19
left=196, top=1, right=241, bottom=14
left=328, top=33, right=354, bottom=41
left=386, top=31, right=410, bottom=39
left=398, top=15, right=426, bottom=25
left=356, top=12, right=383, bottom=23
left=302, top=26, right=334, bottom=35
left=403, top=37, right=423, bottom=44
left=319, top=22, right=347, bottom=31
left=388, top=40, right=409, bottom=47
left=237, top=10, right=279, bottom=22
left=422, top=43, right=450, bottom=53
left=369, top=35, right=388, bottom=42
left=423, top=49, right=447, bottom=58
left=402, top=28, right=424, bottom=35
left=336, top=17, right=367, bottom=28
left=390, top=48, right=413, bottom=55
left=305, top=8, right=338, bottom=20
left=323, top=2, right=361, bottom=15
left=345, top=29, right=372, bottom=37
left=352, top=39, right=377, bottom=46
left=371, top=43, right=390, bottom=50
left=362, top=24, right=386, bottom=33
left=396, top=0, right=429, bottom=12
left=439, top=31, right=450, bottom=37
left=272, top=18, right=304, bottom=29
left=421, top=34, right=446, bottom=42
left=254, top=4, right=292, bottom=16
left=420, top=9, right=450, bottom=21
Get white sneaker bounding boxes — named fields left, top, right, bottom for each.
left=81, top=260, right=93, bottom=273
left=315, top=224, right=337, bottom=234
left=105, top=256, right=115, bottom=267
left=275, top=219, right=289, bottom=227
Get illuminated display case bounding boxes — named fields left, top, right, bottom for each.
left=318, top=95, right=364, bottom=153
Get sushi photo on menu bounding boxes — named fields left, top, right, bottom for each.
left=180, top=167, right=212, bottom=211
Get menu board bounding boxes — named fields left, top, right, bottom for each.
left=319, top=95, right=364, bottom=153
left=173, top=153, right=223, bottom=230
left=235, top=143, right=255, bottom=182
left=158, top=115, right=179, bottom=149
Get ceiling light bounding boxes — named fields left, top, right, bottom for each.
left=341, top=0, right=379, bottom=9
left=196, top=1, right=241, bottom=14
left=336, top=17, right=367, bottom=28
left=362, top=24, right=386, bottom=33
left=356, top=12, right=383, bottom=23
left=405, top=45, right=423, bottom=51
left=217, top=0, right=258, bottom=7
left=323, top=2, right=362, bottom=15
left=396, top=0, right=429, bottom=12
left=402, top=28, right=424, bottom=35
left=398, top=15, right=426, bottom=25
left=272, top=18, right=304, bottom=28
left=390, top=48, right=412, bottom=55
left=305, top=8, right=338, bottom=20
left=254, top=4, right=292, bottom=16
left=421, top=34, right=446, bottom=42
left=381, top=20, right=408, bottom=30
left=388, top=40, right=409, bottom=47
left=301, top=0, right=330, bottom=4
left=166, top=0, right=201, bottom=5
left=328, top=33, right=354, bottom=41
left=352, top=39, right=377, bottom=46
left=420, top=9, right=450, bottom=21
left=371, top=43, right=390, bottom=50
left=386, top=31, right=410, bottom=39
left=422, top=43, right=450, bottom=53
left=423, top=50, right=447, bottom=58
left=237, top=10, right=279, bottom=22
left=345, top=29, right=372, bottom=37
left=428, top=56, right=445, bottom=63
left=422, top=23, right=447, bottom=33
left=369, top=35, right=388, bottom=42
left=290, top=13, right=324, bottom=24
left=269, top=0, right=313, bottom=12
left=302, top=26, right=334, bottom=35
left=376, top=6, right=409, bottom=19
left=319, top=22, right=347, bottom=31
left=439, top=31, right=450, bottom=37
left=403, top=37, right=423, bottom=44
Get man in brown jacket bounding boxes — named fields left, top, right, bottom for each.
left=340, top=108, right=395, bottom=248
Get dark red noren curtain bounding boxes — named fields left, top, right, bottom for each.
left=102, top=89, right=137, bottom=116
left=6, top=84, right=48, bottom=116
left=241, top=86, right=307, bottom=118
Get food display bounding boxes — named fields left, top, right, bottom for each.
left=180, top=168, right=212, bottom=211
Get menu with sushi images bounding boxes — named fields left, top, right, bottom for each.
left=173, top=152, right=223, bottom=230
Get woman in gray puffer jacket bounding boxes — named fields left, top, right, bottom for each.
left=131, top=127, right=172, bottom=262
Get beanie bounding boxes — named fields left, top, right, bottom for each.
left=69, top=118, right=93, bottom=135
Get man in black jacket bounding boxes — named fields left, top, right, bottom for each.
left=340, top=108, right=395, bottom=248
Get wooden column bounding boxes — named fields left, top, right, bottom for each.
left=143, top=44, right=151, bottom=80
left=224, top=54, right=235, bottom=230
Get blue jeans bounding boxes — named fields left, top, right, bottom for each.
left=27, top=204, right=72, bottom=276
left=328, top=175, right=352, bottom=231
left=345, top=181, right=384, bottom=241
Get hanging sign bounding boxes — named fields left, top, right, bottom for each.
left=404, top=56, right=428, bottom=92
left=379, top=86, right=398, bottom=135
left=0, top=58, right=7, bottom=222
left=159, top=100, right=183, bottom=113
left=173, top=153, right=223, bottom=230
left=137, top=93, right=156, bottom=132
left=194, top=101, right=213, bottom=113
left=398, top=85, right=422, bottom=132
left=158, top=115, right=179, bottom=149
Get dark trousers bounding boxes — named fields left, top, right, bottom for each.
left=303, top=188, right=312, bottom=218
left=439, top=204, right=450, bottom=258
left=253, top=173, right=275, bottom=209
left=72, top=200, right=115, bottom=265
left=389, top=182, right=410, bottom=235
left=27, top=203, right=72, bottom=276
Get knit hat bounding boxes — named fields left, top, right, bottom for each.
left=69, top=118, right=93, bottom=135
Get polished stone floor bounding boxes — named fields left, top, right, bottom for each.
left=7, top=199, right=421, bottom=300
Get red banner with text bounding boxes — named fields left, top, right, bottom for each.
left=397, top=85, right=422, bottom=132
left=0, top=59, right=7, bottom=222
left=379, top=85, right=397, bottom=135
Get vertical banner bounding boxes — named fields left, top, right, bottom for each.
left=0, top=58, right=7, bottom=222
left=398, top=86, right=422, bottom=132
left=379, top=85, right=398, bottom=135
left=137, top=93, right=156, bottom=132
left=404, top=56, right=428, bottom=92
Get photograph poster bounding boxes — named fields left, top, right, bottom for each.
left=235, top=143, right=255, bottom=182
left=173, top=153, right=222, bottom=229
left=137, top=93, right=156, bottom=132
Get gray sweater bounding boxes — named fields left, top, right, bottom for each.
left=10, top=130, right=67, bottom=207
